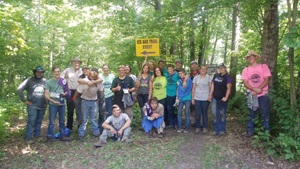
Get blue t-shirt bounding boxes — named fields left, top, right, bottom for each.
left=166, top=71, right=180, bottom=97
left=177, top=78, right=192, bottom=101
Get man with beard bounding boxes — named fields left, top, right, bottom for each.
left=18, top=66, right=47, bottom=144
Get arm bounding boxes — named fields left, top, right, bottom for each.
left=221, top=83, right=232, bottom=102
left=118, top=118, right=131, bottom=136
left=191, top=82, right=196, bottom=105
left=208, top=83, right=214, bottom=102
left=134, top=75, right=141, bottom=100
left=148, top=76, right=154, bottom=100
left=142, top=54, right=148, bottom=66
left=17, top=78, right=31, bottom=105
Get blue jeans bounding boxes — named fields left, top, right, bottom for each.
left=166, top=96, right=177, bottom=127
left=105, top=96, right=113, bottom=117
left=177, top=100, right=191, bottom=130
left=25, top=106, right=46, bottom=140
left=195, top=100, right=210, bottom=129
left=79, top=100, right=100, bottom=136
left=247, top=95, right=270, bottom=134
left=47, top=104, right=66, bottom=138
left=137, top=93, right=149, bottom=118
left=211, top=98, right=228, bottom=133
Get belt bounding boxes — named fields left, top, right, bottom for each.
left=81, top=99, right=97, bottom=101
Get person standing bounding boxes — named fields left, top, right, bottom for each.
left=45, top=66, right=72, bottom=142
left=177, top=68, right=192, bottom=133
left=175, top=60, right=183, bottom=73
left=77, top=68, right=102, bottom=139
left=111, top=65, right=135, bottom=119
left=192, top=65, right=212, bottom=134
left=242, top=50, right=271, bottom=137
left=17, top=66, right=47, bottom=144
left=189, top=61, right=199, bottom=127
left=149, top=67, right=167, bottom=124
left=135, top=64, right=152, bottom=120
left=165, top=64, right=180, bottom=129
left=208, top=63, right=232, bottom=136
left=99, top=64, right=115, bottom=131
left=60, top=58, right=83, bottom=131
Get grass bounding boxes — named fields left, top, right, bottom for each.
left=1, top=129, right=185, bottom=169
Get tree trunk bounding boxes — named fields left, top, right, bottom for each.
left=210, top=35, right=219, bottom=64
left=198, top=18, right=207, bottom=65
left=287, top=0, right=298, bottom=105
left=189, top=18, right=195, bottom=62
left=261, top=0, right=279, bottom=91
left=229, top=3, right=240, bottom=98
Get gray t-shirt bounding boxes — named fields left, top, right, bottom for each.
left=105, top=113, right=129, bottom=130
left=193, top=75, right=212, bottom=101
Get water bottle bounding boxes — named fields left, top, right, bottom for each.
left=59, top=94, right=65, bottom=104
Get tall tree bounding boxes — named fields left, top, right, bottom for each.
left=261, top=0, right=279, bottom=91
left=229, top=3, right=240, bottom=97
left=286, top=0, right=298, bottom=105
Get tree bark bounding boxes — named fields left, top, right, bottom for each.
left=261, top=0, right=279, bottom=91
left=287, top=0, right=298, bottom=105
left=229, top=3, right=240, bottom=98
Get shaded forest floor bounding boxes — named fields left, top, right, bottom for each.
left=1, top=113, right=300, bottom=169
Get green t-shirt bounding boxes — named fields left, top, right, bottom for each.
left=152, top=76, right=167, bottom=100
left=45, top=78, right=64, bottom=104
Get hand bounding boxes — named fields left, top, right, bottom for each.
left=221, top=97, right=228, bottom=102
left=116, top=84, right=121, bottom=91
left=117, top=129, right=123, bottom=136
left=53, top=101, right=62, bottom=105
left=208, top=96, right=212, bottom=102
left=110, top=128, right=116, bottom=135
left=24, top=101, right=32, bottom=106
left=183, top=81, right=187, bottom=88
left=87, top=81, right=94, bottom=86
left=253, top=88, right=262, bottom=94
left=191, top=100, right=195, bottom=105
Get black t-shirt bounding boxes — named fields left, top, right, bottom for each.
left=212, top=73, right=232, bottom=99
left=111, top=76, right=134, bottom=109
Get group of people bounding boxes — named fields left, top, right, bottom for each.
left=18, top=50, right=271, bottom=147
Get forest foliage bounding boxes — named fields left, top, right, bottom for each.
left=0, top=0, right=299, bottom=161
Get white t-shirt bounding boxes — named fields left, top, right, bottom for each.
left=105, top=113, right=129, bottom=130
left=193, top=75, right=212, bottom=101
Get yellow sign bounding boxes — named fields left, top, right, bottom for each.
left=136, top=38, right=160, bottom=56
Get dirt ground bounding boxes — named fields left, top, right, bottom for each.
left=1, top=116, right=300, bottom=169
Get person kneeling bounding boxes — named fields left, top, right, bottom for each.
left=142, top=97, right=165, bottom=138
left=94, top=104, right=132, bottom=148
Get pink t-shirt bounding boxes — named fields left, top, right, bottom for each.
left=241, top=64, right=271, bottom=97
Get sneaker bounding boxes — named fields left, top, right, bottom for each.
left=219, top=131, right=225, bottom=135
left=177, top=129, right=183, bottom=133
left=157, top=133, right=164, bottom=138
left=184, top=130, right=189, bottom=133
left=60, top=137, right=72, bottom=141
left=121, top=137, right=133, bottom=143
left=242, top=132, right=253, bottom=138
left=94, top=140, right=106, bottom=148
left=195, top=128, right=200, bottom=133
left=25, top=139, right=34, bottom=144
left=145, top=132, right=153, bottom=138
left=202, top=128, right=208, bottom=134
left=78, top=136, right=84, bottom=141
left=212, top=131, right=218, bottom=136
left=93, top=133, right=100, bottom=137
left=46, top=137, right=55, bottom=143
